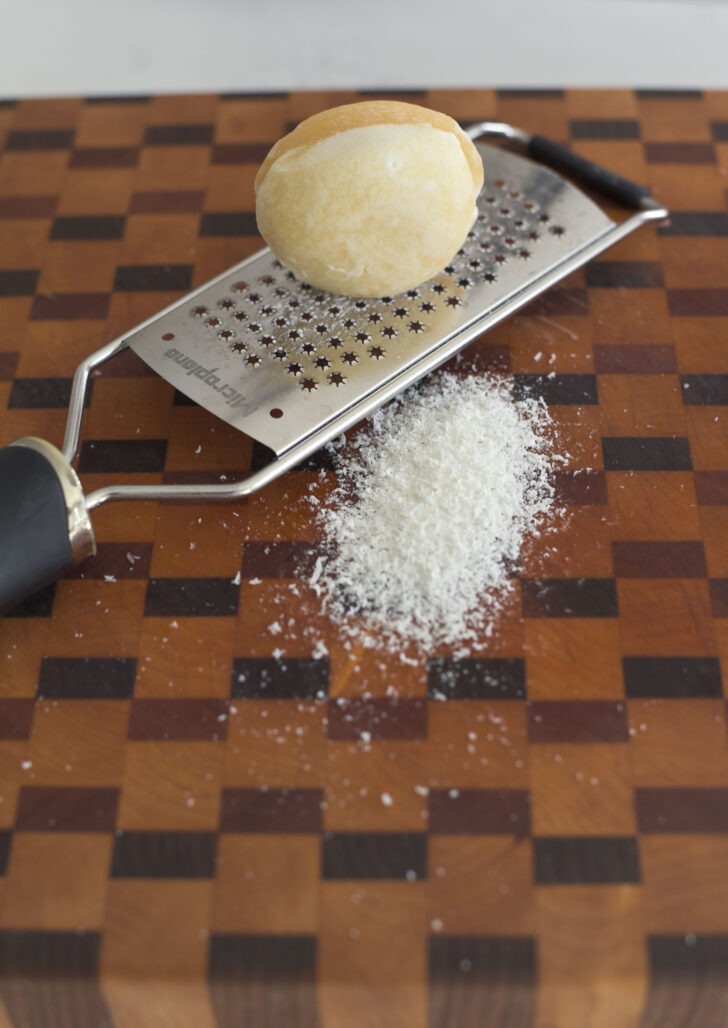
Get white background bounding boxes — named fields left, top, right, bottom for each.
left=1, top=0, right=727, bottom=97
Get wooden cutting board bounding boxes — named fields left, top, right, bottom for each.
left=0, top=87, right=727, bottom=1028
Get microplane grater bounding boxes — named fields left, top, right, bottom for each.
left=126, top=144, right=606, bottom=455
left=0, top=122, right=667, bottom=613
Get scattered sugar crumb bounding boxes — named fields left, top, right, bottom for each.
left=311, top=639, right=329, bottom=660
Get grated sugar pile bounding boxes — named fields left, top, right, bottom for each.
left=309, top=372, right=562, bottom=652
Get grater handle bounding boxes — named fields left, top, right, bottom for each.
left=0, top=439, right=95, bottom=615
left=527, top=135, right=652, bottom=209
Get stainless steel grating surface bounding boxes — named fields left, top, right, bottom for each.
left=126, top=142, right=615, bottom=455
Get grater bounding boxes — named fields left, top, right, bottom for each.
left=0, top=122, right=667, bottom=612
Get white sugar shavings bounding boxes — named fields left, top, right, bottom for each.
left=308, top=372, right=563, bottom=654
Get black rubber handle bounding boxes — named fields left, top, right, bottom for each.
left=0, top=443, right=81, bottom=614
left=528, top=134, right=652, bottom=209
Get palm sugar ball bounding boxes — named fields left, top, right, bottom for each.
left=254, top=101, right=484, bottom=298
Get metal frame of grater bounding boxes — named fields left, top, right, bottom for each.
left=0, top=121, right=668, bottom=612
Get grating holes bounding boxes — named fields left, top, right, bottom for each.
left=162, top=332, right=175, bottom=341
left=270, top=407, right=283, bottom=418
left=550, top=225, right=566, bottom=236
left=184, top=171, right=560, bottom=400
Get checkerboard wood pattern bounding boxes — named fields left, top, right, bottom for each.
left=0, top=88, right=727, bottom=1027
